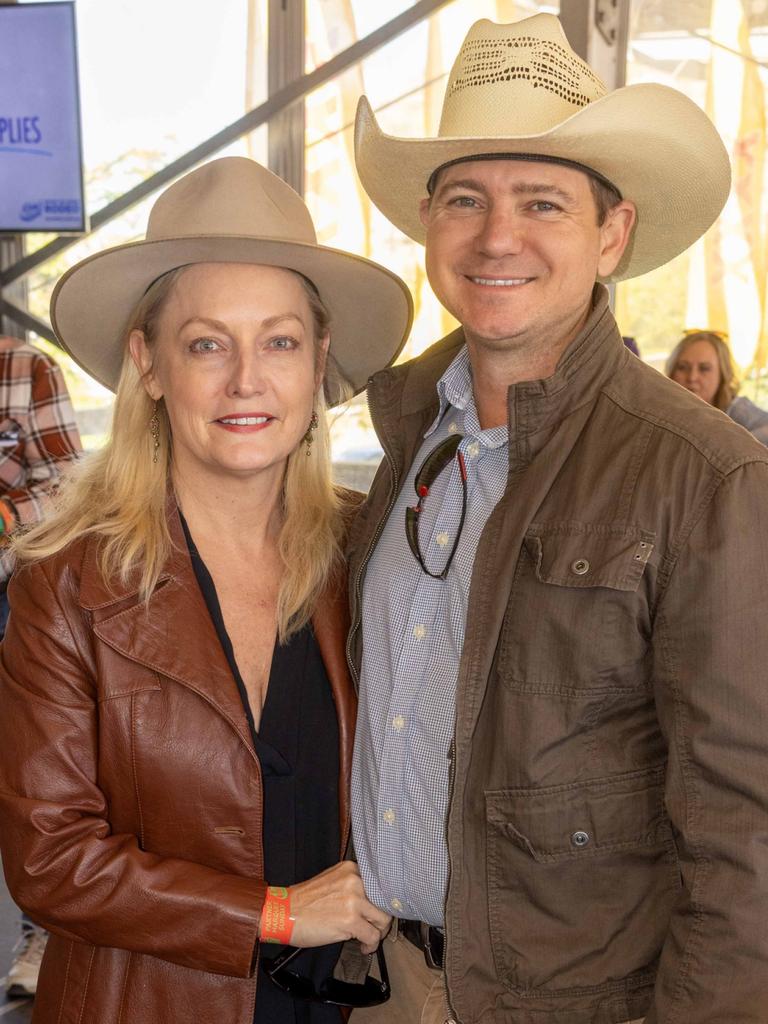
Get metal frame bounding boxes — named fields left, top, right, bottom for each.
left=0, top=0, right=453, bottom=344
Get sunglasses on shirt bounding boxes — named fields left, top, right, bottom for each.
left=264, top=942, right=390, bottom=1007
left=405, top=433, right=467, bottom=580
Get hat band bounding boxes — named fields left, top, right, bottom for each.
left=426, top=152, right=622, bottom=201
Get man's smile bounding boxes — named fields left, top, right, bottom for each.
left=466, top=276, right=535, bottom=287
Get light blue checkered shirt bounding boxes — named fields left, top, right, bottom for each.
left=352, top=346, right=509, bottom=926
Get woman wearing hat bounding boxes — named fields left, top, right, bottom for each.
left=0, top=157, right=411, bottom=1023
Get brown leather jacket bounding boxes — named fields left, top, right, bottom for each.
left=347, top=288, right=768, bottom=1023
left=0, top=505, right=356, bottom=1023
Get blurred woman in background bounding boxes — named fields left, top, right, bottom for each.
left=666, top=329, right=768, bottom=444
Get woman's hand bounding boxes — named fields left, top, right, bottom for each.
left=285, top=861, right=391, bottom=954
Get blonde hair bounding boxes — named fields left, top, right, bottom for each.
left=665, top=330, right=739, bottom=412
left=14, top=266, right=347, bottom=642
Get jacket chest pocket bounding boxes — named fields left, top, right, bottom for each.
left=498, top=522, right=655, bottom=695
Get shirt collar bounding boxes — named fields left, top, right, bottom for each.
left=425, top=345, right=507, bottom=449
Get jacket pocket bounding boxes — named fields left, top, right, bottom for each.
left=498, top=522, right=655, bottom=695
left=485, top=764, right=680, bottom=996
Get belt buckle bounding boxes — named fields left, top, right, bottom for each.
left=419, top=922, right=444, bottom=970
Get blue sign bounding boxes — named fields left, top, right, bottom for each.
left=0, top=2, right=86, bottom=233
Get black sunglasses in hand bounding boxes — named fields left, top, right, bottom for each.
left=264, top=942, right=390, bottom=1008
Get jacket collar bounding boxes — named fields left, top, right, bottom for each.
left=80, top=503, right=258, bottom=754
left=502, top=285, right=627, bottom=439
left=77, top=501, right=356, bottom=803
left=371, top=285, right=628, bottom=470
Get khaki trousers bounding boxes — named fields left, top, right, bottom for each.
left=353, top=928, right=644, bottom=1024
left=352, top=930, right=454, bottom=1024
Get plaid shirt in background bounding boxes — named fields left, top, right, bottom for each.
left=0, top=336, right=82, bottom=583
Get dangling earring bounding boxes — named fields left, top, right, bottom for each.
left=302, top=410, right=318, bottom=456
left=150, top=401, right=161, bottom=464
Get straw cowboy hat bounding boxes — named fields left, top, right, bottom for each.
left=51, top=157, right=413, bottom=400
left=355, top=13, right=731, bottom=281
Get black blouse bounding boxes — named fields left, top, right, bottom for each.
left=182, top=518, right=343, bottom=1024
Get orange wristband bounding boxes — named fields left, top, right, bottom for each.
left=259, top=885, right=295, bottom=945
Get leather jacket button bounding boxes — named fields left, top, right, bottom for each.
left=571, top=830, right=590, bottom=847
left=570, top=558, right=590, bottom=575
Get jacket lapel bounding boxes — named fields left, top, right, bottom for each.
left=80, top=506, right=257, bottom=758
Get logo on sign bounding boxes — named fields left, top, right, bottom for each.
left=44, top=199, right=80, bottom=215
left=18, top=199, right=81, bottom=224
left=19, top=202, right=42, bottom=223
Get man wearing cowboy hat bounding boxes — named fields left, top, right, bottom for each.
left=345, top=13, right=768, bottom=1024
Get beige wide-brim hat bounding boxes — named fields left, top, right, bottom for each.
left=51, top=157, right=413, bottom=401
left=355, top=14, right=731, bottom=281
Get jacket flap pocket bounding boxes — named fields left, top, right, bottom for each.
left=523, top=522, right=655, bottom=592
left=485, top=764, right=669, bottom=863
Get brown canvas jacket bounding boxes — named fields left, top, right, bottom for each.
left=347, top=287, right=768, bottom=1023
left=0, top=504, right=356, bottom=1024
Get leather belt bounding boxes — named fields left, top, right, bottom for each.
left=399, top=919, right=445, bottom=970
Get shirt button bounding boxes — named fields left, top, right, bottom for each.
left=383, top=808, right=396, bottom=825
left=391, top=898, right=403, bottom=912
left=436, top=532, right=450, bottom=547
left=392, top=715, right=406, bottom=731
left=570, top=558, right=590, bottom=576
left=467, top=441, right=480, bottom=458
left=413, top=624, right=426, bottom=640
left=448, top=422, right=459, bottom=434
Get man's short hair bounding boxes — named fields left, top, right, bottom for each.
left=590, top=175, right=623, bottom=226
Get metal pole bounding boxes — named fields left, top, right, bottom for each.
left=0, top=0, right=27, bottom=340
left=268, top=0, right=305, bottom=194
left=559, top=0, right=630, bottom=85
left=0, top=297, right=53, bottom=344
left=558, top=0, right=591, bottom=61
left=560, top=0, right=631, bottom=310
